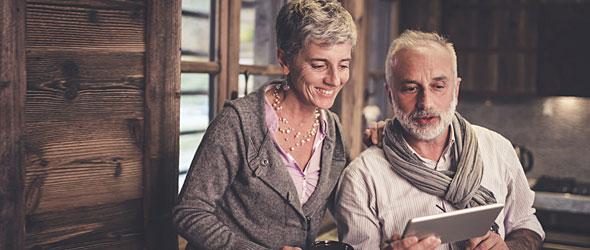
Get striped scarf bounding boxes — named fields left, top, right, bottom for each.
left=383, top=112, right=497, bottom=209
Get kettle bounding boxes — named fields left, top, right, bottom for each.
left=513, top=145, right=533, bottom=173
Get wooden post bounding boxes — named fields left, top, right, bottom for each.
left=339, top=0, right=370, bottom=158
left=145, top=0, right=181, bottom=249
left=0, top=0, right=26, bottom=249
left=216, top=0, right=241, bottom=114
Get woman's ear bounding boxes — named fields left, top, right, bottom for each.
left=277, top=48, right=290, bottom=75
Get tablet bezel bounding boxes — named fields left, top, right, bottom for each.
left=401, top=203, right=504, bottom=244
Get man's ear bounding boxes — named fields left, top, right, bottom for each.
left=385, top=82, right=394, bottom=107
left=455, top=77, right=462, bottom=100
left=277, top=48, right=290, bottom=75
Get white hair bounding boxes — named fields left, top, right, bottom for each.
left=385, top=30, right=458, bottom=88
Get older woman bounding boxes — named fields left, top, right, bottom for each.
left=173, top=1, right=357, bottom=249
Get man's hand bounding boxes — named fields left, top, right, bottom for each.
left=382, top=234, right=441, bottom=250
left=276, top=246, right=302, bottom=250
left=363, top=120, right=388, bottom=148
left=465, top=231, right=508, bottom=250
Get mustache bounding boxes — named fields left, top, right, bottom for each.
left=408, top=109, right=441, bottom=120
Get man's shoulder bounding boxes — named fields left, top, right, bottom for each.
left=472, top=125, right=512, bottom=146
left=344, top=146, right=387, bottom=175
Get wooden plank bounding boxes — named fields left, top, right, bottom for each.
left=180, top=62, right=284, bottom=76
left=26, top=199, right=144, bottom=249
left=340, top=0, right=370, bottom=158
left=239, top=64, right=283, bottom=76
left=215, top=0, right=229, bottom=115
left=24, top=119, right=143, bottom=214
left=216, top=0, right=242, bottom=113
left=26, top=0, right=145, bottom=51
left=399, top=0, right=442, bottom=32
left=181, top=61, right=220, bottom=74
left=538, top=2, right=590, bottom=97
left=26, top=50, right=145, bottom=82
left=0, top=0, right=26, bottom=248
left=25, top=50, right=145, bottom=123
left=25, top=82, right=144, bottom=123
left=144, top=0, right=181, bottom=249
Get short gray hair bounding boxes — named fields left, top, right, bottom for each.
left=276, top=0, right=357, bottom=63
left=385, top=30, right=457, bottom=87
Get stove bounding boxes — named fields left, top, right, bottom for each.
left=533, top=175, right=590, bottom=196
left=531, top=175, right=590, bottom=249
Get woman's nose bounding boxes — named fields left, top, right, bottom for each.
left=324, top=67, right=341, bottom=86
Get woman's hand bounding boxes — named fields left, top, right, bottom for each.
left=382, top=234, right=441, bottom=250
left=363, top=120, right=388, bottom=148
left=276, top=246, right=302, bottom=250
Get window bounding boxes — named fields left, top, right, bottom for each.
left=179, top=0, right=214, bottom=192
left=179, top=0, right=286, bottom=192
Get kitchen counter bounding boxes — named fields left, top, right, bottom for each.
left=529, top=177, right=590, bottom=214
left=534, top=191, right=590, bottom=214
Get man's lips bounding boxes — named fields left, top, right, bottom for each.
left=414, top=115, right=439, bottom=125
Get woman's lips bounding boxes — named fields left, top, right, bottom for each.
left=316, top=87, right=335, bottom=96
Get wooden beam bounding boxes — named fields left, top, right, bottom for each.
left=0, top=0, right=26, bottom=249
left=181, top=61, right=220, bottom=74
left=239, top=64, right=284, bottom=76
left=144, top=0, right=181, bottom=249
left=180, top=61, right=283, bottom=77
left=339, top=0, right=371, bottom=158
left=216, top=0, right=241, bottom=114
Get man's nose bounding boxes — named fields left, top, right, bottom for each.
left=417, top=89, right=431, bottom=109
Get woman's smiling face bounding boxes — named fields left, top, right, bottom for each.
left=281, top=41, right=353, bottom=110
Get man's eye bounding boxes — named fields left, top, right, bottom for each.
left=403, top=87, right=417, bottom=92
left=433, top=84, right=446, bottom=91
left=311, top=64, right=325, bottom=69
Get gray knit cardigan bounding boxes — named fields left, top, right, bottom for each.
left=173, top=80, right=348, bottom=250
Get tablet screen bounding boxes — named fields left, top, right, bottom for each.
left=402, top=203, right=504, bottom=244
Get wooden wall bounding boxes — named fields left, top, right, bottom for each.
left=0, top=0, right=27, bottom=249
left=337, top=0, right=370, bottom=159
left=1, top=0, right=180, bottom=249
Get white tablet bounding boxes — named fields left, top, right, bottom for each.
left=402, top=203, right=504, bottom=244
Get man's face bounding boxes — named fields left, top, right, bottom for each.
left=279, top=41, right=352, bottom=110
left=387, top=44, right=461, bottom=141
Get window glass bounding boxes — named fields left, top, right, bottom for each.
left=180, top=0, right=213, bottom=192
left=182, top=0, right=211, bottom=62
left=238, top=1, right=286, bottom=95
left=178, top=133, right=205, bottom=191
left=180, top=73, right=209, bottom=133
left=179, top=73, right=210, bottom=192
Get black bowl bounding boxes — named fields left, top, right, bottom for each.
left=309, top=240, right=354, bottom=250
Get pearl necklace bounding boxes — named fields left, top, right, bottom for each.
left=272, top=85, right=320, bottom=151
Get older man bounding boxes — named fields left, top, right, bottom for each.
left=333, top=30, right=544, bottom=250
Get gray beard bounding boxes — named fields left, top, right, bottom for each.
left=393, top=96, right=457, bottom=141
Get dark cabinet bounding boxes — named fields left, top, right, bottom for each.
left=400, top=0, right=590, bottom=97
